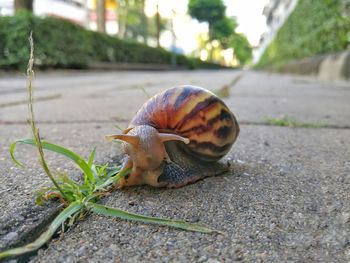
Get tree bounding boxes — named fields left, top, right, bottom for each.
left=188, top=0, right=226, bottom=39
left=14, top=0, right=33, bottom=13
left=188, top=0, right=252, bottom=65
left=122, top=0, right=147, bottom=42
left=96, top=0, right=106, bottom=33
left=155, top=4, right=160, bottom=47
left=188, top=0, right=229, bottom=60
left=117, top=0, right=129, bottom=38
left=117, top=0, right=167, bottom=45
left=118, top=0, right=150, bottom=43
left=212, top=16, right=237, bottom=48
left=230, top=33, right=252, bottom=65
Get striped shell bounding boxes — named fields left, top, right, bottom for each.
left=129, top=85, right=239, bottom=161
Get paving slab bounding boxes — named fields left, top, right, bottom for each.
left=0, top=70, right=349, bottom=262
left=1, top=71, right=349, bottom=127
left=228, top=72, right=350, bottom=127
left=0, top=70, right=240, bottom=124
left=0, top=70, right=241, bottom=260
left=33, top=125, right=350, bottom=262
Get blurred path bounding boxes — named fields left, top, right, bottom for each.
left=0, top=70, right=349, bottom=262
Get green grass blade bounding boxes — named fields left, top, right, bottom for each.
left=10, top=139, right=95, bottom=186
left=88, top=202, right=217, bottom=234
left=10, top=141, right=24, bottom=167
left=88, top=147, right=96, bottom=168
left=106, top=166, right=122, bottom=177
left=0, top=202, right=83, bottom=260
left=95, top=167, right=130, bottom=191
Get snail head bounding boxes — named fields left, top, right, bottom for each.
left=106, top=125, right=189, bottom=186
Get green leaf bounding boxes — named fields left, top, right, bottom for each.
left=95, top=166, right=130, bottom=191
left=36, top=192, right=44, bottom=206
left=106, top=165, right=122, bottom=178
left=96, top=162, right=109, bottom=178
left=10, top=139, right=95, bottom=186
left=88, top=147, right=96, bottom=168
left=10, top=141, right=25, bottom=167
left=88, top=202, right=217, bottom=234
left=0, top=202, right=83, bottom=260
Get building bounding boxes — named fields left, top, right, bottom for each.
left=0, top=0, right=89, bottom=25
left=0, top=0, right=14, bottom=16
left=254, top=0, right=298, bottom=64
left=0, top=0, right=118, bottom=34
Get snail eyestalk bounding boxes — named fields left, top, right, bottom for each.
left=105, top=134, right=140, bottom=145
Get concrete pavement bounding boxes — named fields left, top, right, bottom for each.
left=0, top=70, right=349, bottom=262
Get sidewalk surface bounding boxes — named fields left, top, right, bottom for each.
left=0, top=70, right=349, bottom=262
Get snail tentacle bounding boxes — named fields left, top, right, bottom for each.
left=105, top=134, right=140, bottom=146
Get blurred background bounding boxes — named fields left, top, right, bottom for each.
left=0, top=0, right=349, bottom=72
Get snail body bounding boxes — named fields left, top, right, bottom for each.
left=107, top=85, right=239, bottom=188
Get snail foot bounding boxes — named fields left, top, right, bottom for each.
left=158, top=159, right=229, bottom=188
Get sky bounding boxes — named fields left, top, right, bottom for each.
left=226, top=0, right=270, bottom=47
left=145, top=0, right=269, bottom=53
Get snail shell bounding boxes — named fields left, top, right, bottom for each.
left=130, top=85, right=239, bottom=161
left=107, top=85, right=239, bottom=188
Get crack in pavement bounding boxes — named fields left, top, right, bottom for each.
left=1, top=119, right=349, bottom=130
left=0, top=94, right=62, bottom=108
left=0, top=205, right=61, bottom=263
left=0, top=118, right=129, bottom=125
left=239, top=120, right=350, bottom=129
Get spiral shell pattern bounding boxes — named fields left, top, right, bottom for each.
left=129, top=85, right=239, bottom=161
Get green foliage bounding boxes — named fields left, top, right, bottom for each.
left=211, top=15, right=252, bottom=64
left=146, top=15, right=168, bottom=42
left=212, top=17, right=237, bottom=47
left=188, top=0, right=226, bottom=24
left=125, top=7, right=148, bottom=41
left=89, top=31, right=169, bottom=64
left=256, top=0, right=350, bottom=69
left=121, top=0, right=168, bottom=44
left=230, top=33, right=253, bottom=65
left=10, top=139, right=120, bottom=200
left=0, top=12, right=220, bottom=70
left=187, top=1, right=252, bottom=66
left=0, top=11, right=91, bottom=70
left=211, top=16, right=252, bottom=64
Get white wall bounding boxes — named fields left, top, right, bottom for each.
left=254, top=0, right=298, bottom=64
left=0, top=0, right=14, bottom=15
left=0, top=0, right=88, bottom=26
left=34, top=0, right=88, bottom=25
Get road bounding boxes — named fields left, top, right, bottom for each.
left=0, top=70, right=349, bottom=262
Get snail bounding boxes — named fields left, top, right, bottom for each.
left=106, top=85, right=239, bottom=188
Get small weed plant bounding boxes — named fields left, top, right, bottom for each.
left=0, top=34, right=216, bottom=260
left=264, top=115, right=326, bottom=128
